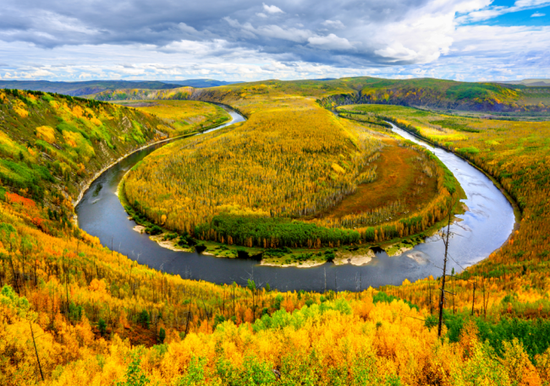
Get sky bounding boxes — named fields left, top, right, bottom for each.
left=0, top=0, right=549, bottom=82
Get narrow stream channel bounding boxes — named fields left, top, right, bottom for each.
left=76, top=112, right=515, bottom=291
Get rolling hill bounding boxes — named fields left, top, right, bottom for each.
left=501, top=79, right=550, bottom=87
left=85, top=77, right=550, bottom=113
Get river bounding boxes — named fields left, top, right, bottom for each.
left=76, top=111, right=515, bottom=291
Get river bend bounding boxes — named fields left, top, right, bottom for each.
left=76, top=112, right=515, bottom=291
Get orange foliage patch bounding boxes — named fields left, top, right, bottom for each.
left=6, top=192, right=36, bottom=208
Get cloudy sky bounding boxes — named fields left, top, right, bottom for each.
left=1, top=0, right=549, bottom=82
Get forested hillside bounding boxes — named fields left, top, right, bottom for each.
left=95, top=87, right=195, bottom=102
left=1, top=187, right=549, bottom=385
left=0, top=81, right=181, bottom=97
left=318, top=78, right=539, bottom=112
left=0, top=89, right=171, bottom=208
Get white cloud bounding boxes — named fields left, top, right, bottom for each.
left=178, top=23, right=198, bottom=34
left=262, top=3, right=284, bottom=14
left=375, top=43, right=421, bottom=62
left=159, top=39, right=220, bottom=54
left=514, top=0, right=550, bottom=7
left=257, top=25, right=312, bottom=43
left=42, top=11, right=99, bottom=35
left=452, top=25, right=550, bottom=54
left=458, top=6, right=508, bottom=23
left=453, top=0, right=493, bottom=14
left=361, top=1, right=460, bottom=64
left=308, top=34, right=352, bottom=50
left=322, top=20, right=344, bottom=29
left=532, top=11, right=546, bottom=16
left=223, top=17, right=241, bottom=29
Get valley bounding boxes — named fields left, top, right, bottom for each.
left=0, top=78, right=549, bottom=385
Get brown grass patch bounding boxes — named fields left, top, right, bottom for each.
left=316, top=138, right=438, bottom=222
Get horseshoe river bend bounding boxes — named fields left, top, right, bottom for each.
left=76, top=108, right=515, bottom=291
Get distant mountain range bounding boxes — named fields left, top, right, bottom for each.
left=499, top=79, right=550, bottom=87
left=0, top=79, right=241, bottom=96
left=159, top=79, right=242, bottom=88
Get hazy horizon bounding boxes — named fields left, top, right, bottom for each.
left=1, top=0, right=550, bottom=83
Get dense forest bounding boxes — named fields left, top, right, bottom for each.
left=1, top=82, right=550, bottom=384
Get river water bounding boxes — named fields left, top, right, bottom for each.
left=76, top=112, right=515, bottom=291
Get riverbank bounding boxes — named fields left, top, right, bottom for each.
left=380, top=118, right=521, bottom=258
left=119, top=181, right=459, bottom=267
left=72, top=129, right=204, bottom=213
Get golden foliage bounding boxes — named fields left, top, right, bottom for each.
left=13, top=100, right=29, bottom=118
left=36, top=126, right=56, bottom=144
left=124, top=98, right=381, bottom=233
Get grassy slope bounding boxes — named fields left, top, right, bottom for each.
left=119, top=100, right=231, bottom=136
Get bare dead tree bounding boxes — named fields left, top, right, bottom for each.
left=63, top=245, right=70, bottom=316
left=483, top=279, right=489, bottom=319
left=471, top=280, right=477, bottom=316
left=428, top=281, right=433, bottom=314
left=438, top=198, right=454, bottom=338
left=30, top=321, right=44, bottom=382
left=452, top=268, right=456, bottom=315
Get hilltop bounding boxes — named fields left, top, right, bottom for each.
left=4, top=77, right=550, bottom=113
left=0, top=79, right=242, bottom=97
left=84, top=77, right=550, bottom=114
